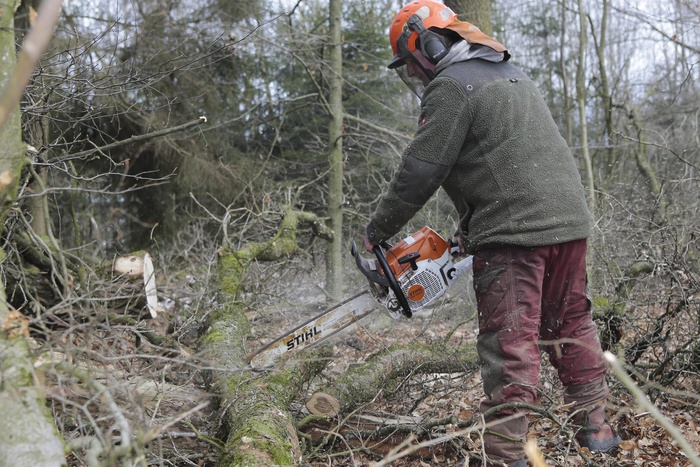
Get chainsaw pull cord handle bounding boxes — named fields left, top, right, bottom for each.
left=373, top=245, right=413, bottom=318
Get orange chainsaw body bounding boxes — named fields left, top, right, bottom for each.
left=384, top=226, right=451, bottom=279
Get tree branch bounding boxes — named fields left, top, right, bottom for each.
left=61, top=116, right=207, bottom=161
left=0, top=0, right=63, bottom=131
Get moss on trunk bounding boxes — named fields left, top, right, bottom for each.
left=200, top=208, right=479, bottom=465
left=326, top=342, right=480, bottom=414
left=0, top=2, right=66, bottom=464
left=594, top=260, right=654, bottom=350
left=0, top=335, right=66, bottom=466
left=200, top=208, right=333, bottom=466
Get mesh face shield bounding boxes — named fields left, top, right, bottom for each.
left=395, top=65, right=427, bottom=99
left=389, top=26, right=437, bottom=99
left=394, top=50, right=437, bottom=99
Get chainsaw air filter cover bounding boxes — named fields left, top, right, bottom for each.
left=384, top=226, right=463, bottom=312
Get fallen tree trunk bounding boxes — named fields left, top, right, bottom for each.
left=0, top=321, right=65, bottom=466
left=201, top=207, right=483, bottom=465
left=328, top=342, right=479, bottom=414
left=299, top=342, right=480, bottom=460
left=0, top=1, right=67, bottom=463
left=200, top=207, right=334, bottom=466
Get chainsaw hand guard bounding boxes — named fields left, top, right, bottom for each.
left=351, top=241, right=389, bottom=288
left=373, top=245, right=413, bottom=318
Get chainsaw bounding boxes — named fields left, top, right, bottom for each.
left=247, top=226, right=473, bottom=368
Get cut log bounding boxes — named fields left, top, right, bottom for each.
left=200, top=207, right=481, bottom=465
left=306, top=392, right=340, bottom=417
left=300, top=342, right=480, bottom=459
left=113, top=255, right=145, bottom=276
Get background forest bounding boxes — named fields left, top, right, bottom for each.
left=0, top=0, right=698, bottom=466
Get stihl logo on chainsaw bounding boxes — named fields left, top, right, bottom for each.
left=247, top=226, right=473, bottom=368
left=286, top=326, right=321, bottom=350
left=407, top=284, right=425, bottom=302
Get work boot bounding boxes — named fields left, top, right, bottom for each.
left=564, top=380, right=622, bottom=454
left=573, top=404, right=622, bottom=454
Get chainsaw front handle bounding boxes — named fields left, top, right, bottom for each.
left=373, top=245, right=412, bottom=318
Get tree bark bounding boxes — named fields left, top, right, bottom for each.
left=559, top=0, right=574, bottom=146
left=588, top=0, right=618, bottom=184
left=576, top=0, right=596, bottom=218
left=0, top=1, right=66, bottom=465
left=299, top=342, right=480, bottom=458
left=444, top=0, right=493, bottom=36
left=629, top=107, right=668, bottom=224
left=325, top=342, right=479, bottom=414
left=326, top=0, right=345, bottom=301
left=200, top=207, right=333, bottom=466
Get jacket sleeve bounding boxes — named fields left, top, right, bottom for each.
left=367, top=77, right=469, bottom=244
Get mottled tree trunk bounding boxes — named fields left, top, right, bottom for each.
left=559, top=0, right=574, bottom=146
left=326, top=0, right=345, bottom=301
left=575, top=0, right=596, bottom=217
left=444, top=0, right=493, bottom=36
left=0, top=1, right=66, bottom=465
left=200, top=208, right=333, bottom=466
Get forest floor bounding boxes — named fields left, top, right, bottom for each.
left=245, top=291, right=700, bottom=467
left=52, top=255, right=700, bottom=466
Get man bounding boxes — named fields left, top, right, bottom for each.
left=363, top=1, right=622, bottom=465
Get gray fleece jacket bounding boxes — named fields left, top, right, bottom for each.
left=367, top=58, right=591, bottom=252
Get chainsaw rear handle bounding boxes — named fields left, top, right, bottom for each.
left=449, top=236, right=467, bottom=257
left=372, top=245, right=413, bottom=318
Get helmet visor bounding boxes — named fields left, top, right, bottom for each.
left=395, top=66, right=426, bottom=99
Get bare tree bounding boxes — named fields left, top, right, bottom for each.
left=326, top=0, right=344, bottom=300
left=575, top=0, right=596, bottom=216
left=0, top=1, right=66, bottom=465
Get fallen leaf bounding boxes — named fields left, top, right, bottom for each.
left=620, top=439, right=636, bottom=451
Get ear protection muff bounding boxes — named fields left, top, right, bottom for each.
left=406, top=14, right=449, bottom=64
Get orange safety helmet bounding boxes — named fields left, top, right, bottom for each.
left=388, top=0, right=457, bottom=69
left=388, top=0, right=510, bottom=70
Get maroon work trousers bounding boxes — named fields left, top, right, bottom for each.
left=473, top=239, right=607, bottom=429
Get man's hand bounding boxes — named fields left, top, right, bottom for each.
left=363, top=234, right=375, bottom=254
left=451, top=233, right=467, bottom=257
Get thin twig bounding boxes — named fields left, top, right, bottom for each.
left=41, top=360, right=136, bottom=467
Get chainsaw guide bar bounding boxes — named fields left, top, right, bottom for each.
left=247, top=290, right=378, bottom=369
